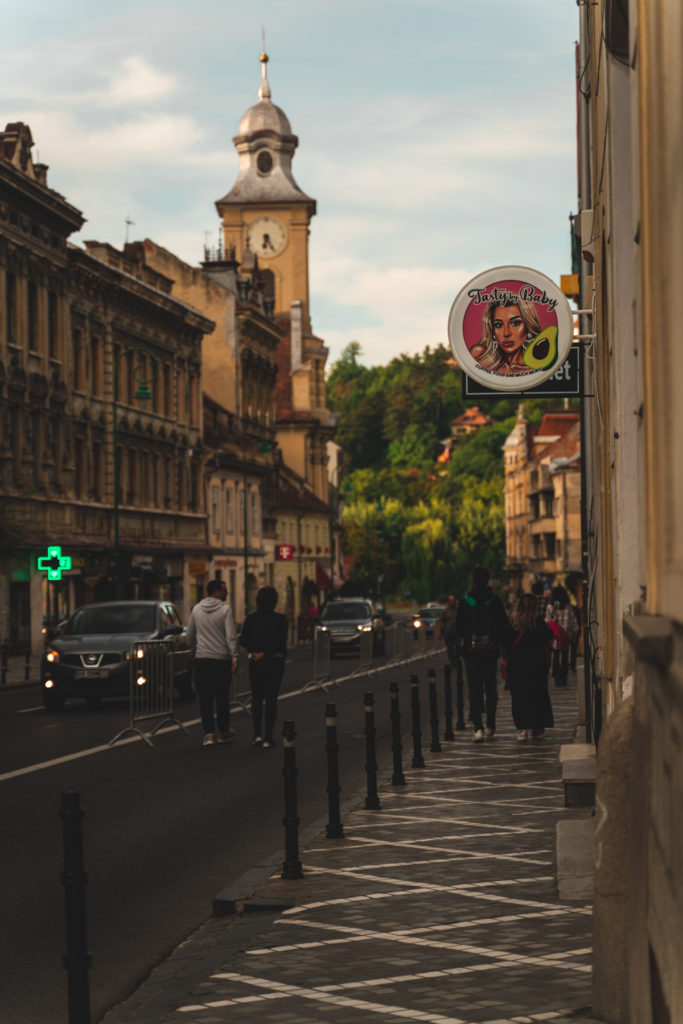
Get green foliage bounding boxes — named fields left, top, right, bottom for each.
left=328, top=341, right=567, bottom=601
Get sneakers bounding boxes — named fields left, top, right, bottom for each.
left=202, top=733, right=215, bottom=746
left=473, top=729, right=485, bottom=743
left=517, top=730, right=528, bottom=742
left=252, top=736, right=263, bottom=747
left=261, top=739, right=276, bottom=749
left=485, top=727, right=495, bottom=739
left=216, top=728, right=235, bottom=744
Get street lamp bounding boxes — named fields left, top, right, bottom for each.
left=112, top=346, right=158, bottom=599
left=241, top=419, right=273, bottom=618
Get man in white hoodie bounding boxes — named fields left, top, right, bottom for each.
left=186, top=579, right=239, bottom=746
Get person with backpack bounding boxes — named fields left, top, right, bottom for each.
left=455, top=565, right=508, bottom=742
left=545, top=585, right=577, bottom=686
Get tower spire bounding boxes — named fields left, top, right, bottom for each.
left=258, top=30, right=271, bottom=102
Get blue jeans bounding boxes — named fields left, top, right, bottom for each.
left=464, top=653, right=498, bottom=731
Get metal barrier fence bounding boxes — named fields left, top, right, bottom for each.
left=359, top=629, right=373, bottom=669
left=313, top=628, right=331, bottom=683
left=109, top=641, right=190, bottom=747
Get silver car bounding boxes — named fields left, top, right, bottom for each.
left=317, top=598, right=386, bottom=657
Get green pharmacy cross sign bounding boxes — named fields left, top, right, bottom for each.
left=37, top=546, right=72, bottom=581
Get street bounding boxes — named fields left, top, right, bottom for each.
left=0, top=630, right=447, bottom=1024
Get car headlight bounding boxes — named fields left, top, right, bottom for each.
left=45, top=647, right=60, bottom=663
left=358, top=624, right=372, bottom=632
left=317, top=625, right=328, bottom=632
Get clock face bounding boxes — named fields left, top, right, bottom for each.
left=246, top=216, right=287, bottom=258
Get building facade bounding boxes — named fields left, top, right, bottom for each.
left=215, top=51, right=338, bottom=615
left=126, top=239, right=282, bottom=621
left=572, top=0, right=683, bottom=1020
left=503, top=408, right=582, bottom=594
left=0, top=123, right=214, bottom=650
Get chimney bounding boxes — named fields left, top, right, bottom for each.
left=291, top=300, right=302, bottom=372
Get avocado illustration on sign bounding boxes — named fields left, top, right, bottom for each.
left=523, top=325, right=558, bottom=370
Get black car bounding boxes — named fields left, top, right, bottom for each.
left=316, top=598, right=386, bottom=656
left=41, top=601, right=193, bottom=711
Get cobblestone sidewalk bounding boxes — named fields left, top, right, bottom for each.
left=104, top=680, right=598, bottom=1024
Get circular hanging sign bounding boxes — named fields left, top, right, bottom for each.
left=447, top=266, right=574, bottom=392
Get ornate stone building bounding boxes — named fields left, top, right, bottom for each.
left=125, top=239, right=282, bottom=621
left=0, top=124, right=213, bottom=650
left=503, top=407, right=582, bottom=594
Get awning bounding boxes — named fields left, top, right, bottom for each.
left=315, top=563, right=331, bottom=589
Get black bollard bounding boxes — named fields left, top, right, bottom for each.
left=363, top=692, right=381, bottom=810
left=410, top=674, right=425, bottom=768
left=1, top=638, right=7, bottom=686
left=455, top=654, right=466, bottom=730
left=60, top=791, right=92, bottom=1024
left=428, top=669, right=442, bottom=752
left=281, top=720, right=304, bottom=879
left=24, top=642, right=30, bottom=681
left=443, top=663, right=455, bottom=741
left=325, top=703, right=344, bottom=838
left=389, top=681, right=406, bottom=786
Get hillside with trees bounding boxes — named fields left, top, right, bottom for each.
left=327, top=341, right=569, bottom=602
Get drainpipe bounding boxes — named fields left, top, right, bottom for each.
left=577, top=3, right=596, bottom=743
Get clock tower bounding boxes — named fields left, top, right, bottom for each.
left=216, top=52, right=316, bottom=332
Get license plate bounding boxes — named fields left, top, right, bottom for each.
left=75, top=669, right=109, bottom=679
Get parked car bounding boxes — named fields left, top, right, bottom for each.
left=411, top=604, right=445, bottom=637
left=316, top=598, right=386, bottom=657
left=41, top=600, right=193, bottom=711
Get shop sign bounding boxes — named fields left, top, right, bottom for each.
left=448, top=266, right=574, bottom=392
left=188, top=560, right=207, bottom=576
left=463, top=344, right=581, bottom=398
left=213, top=557, right=238, bottom=568
left=132, top=554, right=153, bottom=568
left=276, top=545, right=294, bottom=561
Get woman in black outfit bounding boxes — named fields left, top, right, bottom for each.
left=239, top=586, right=288, bottom=748
left=505, top=593, right=554, bottom=742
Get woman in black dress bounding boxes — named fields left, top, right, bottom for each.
left=239, top=586, right=288, bottom=748
left=505, top=593, right=554, bottom=742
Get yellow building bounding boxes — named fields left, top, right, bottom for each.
left=503, top=407, right=582, bottom=592
left=216, top=52, right=337, bottom=615
left=127, top=240, right=282, bottom=619
left=217, top=53, right=335, bottom=498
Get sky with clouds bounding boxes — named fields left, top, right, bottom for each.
left=2, top=0, right=579, bottom=368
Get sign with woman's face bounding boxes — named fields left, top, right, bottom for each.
left=447, top=266, right=574, bottom=392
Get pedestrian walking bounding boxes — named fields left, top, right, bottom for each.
left=545, top=585, right=577, bottom=686
left=504, top=593, right=554, bottom=742
left=239, top=586, right=288, bottom=749
left=186, top=579, right=239, bottom=746
left=531, top=580, right=547, bottom=620
left=455, top=566, right=507, bottom=742
left=438, top=594, right=460, bottom=667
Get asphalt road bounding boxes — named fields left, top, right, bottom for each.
left=0, top=631, right=448, bottom=1024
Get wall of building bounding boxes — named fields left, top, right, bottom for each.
left=577, top=1, right=683, bottom=1020
left=140, top=240, right=238, bottom=414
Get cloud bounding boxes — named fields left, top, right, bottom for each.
left=311, top=254, right=473, bottom=366
left=100, top=55, right=178, bottom=105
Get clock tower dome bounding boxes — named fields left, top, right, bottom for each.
left=216, top=53, right=316, bottom=332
